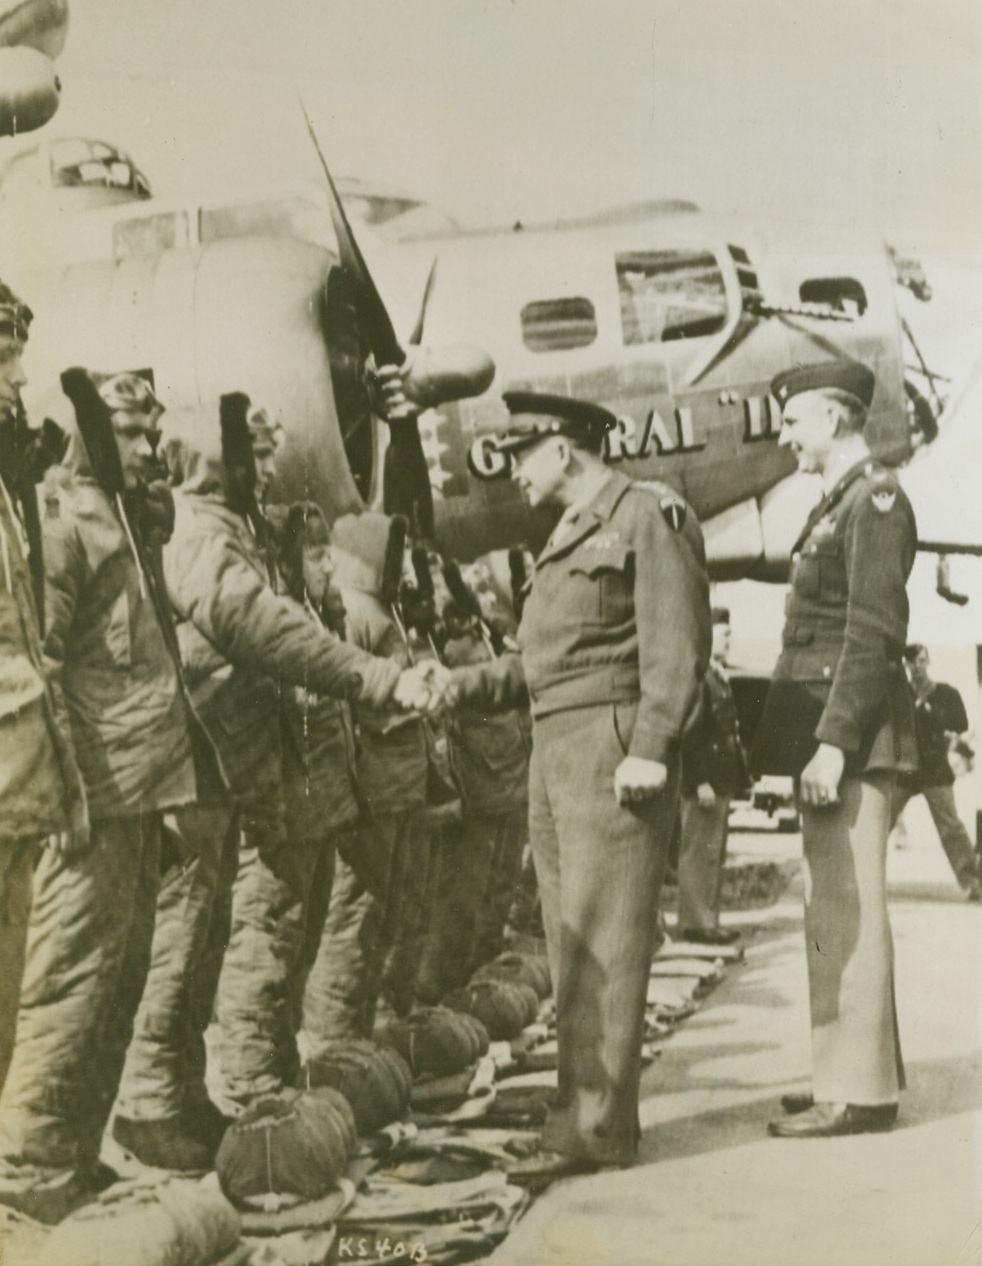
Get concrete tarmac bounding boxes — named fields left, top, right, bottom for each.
left=489, top=821, right=982, bottom=1266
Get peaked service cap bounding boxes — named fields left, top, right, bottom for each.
left=496, top=390, right=617, bottom=455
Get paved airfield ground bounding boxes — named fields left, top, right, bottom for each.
left=489, top=815, right=982, bottom=1266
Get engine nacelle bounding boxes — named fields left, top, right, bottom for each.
left=0, top=45, right=60, bottom=135
left=0, top=0, right=68, bottom=59
left=16, top=235, right=373, bottom=520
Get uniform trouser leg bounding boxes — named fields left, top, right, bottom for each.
left=921, top=784, right=979, bottom=890
left=416, top=815, right=497, bottom=1003
left=380, top=807, right=431, bottom=1017
left=116, top=803, right=235, bottom=1122
left=304, top=854, right=380, bottom=1045
left=213, top=797, right=308, bottom=1108
left=508, top=846, right=541, bottom=935
left=676, top=797, right=730, bottom=932
left=472, top=811, right=527, bottom=969
left=0, top=815, right=160, bottom=1181
left=0, top=837, right=39, bottom=1095
left=803, top=773, right=904, bottom=1106
left=289, top=825, right=347, bottom=1035
left=302, top=815, right=402, bottom=1047
left=183, top=811, right=238, bottom=1112
left=530, top=704, right=677, bottom=1167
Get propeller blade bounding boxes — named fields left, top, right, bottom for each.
left=408, top=257, right=438, bottom=347
left=298, top=95, right=402, bottom=367
left=383, top=417, right=434, bottom=541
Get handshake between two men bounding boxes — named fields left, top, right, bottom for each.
left=392, top=659, right=458, bottom=717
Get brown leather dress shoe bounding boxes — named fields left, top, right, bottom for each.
left=506, top=1149, right=614, bottom=1188
left=768, top=1101, right=898, bottom=1138
left=678, top=926, right=742, bottom=946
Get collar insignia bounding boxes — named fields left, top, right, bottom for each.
left=584, top=531, right=621, bottom=549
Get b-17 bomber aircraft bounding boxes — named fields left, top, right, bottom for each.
left=0, top=115, right=939, bottom=582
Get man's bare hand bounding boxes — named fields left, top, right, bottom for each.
left=418, top=660, right=455, bottom=713
left=696, top=781, right=716, bottom=808
left=393, top=661, right=454, bottom=716
left=800, top=742, right=845, bottom=807
left=368, top=358, right=418, bottom=422
left=614, top=756, right=668, bottom=806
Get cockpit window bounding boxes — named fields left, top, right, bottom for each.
left=616, top=249, right=727, bottom=344
left=50, top=139, right=151, bottom=197
left=520, top=297, right=597, bottom=352
left=799, top=277, right=867, bottom=317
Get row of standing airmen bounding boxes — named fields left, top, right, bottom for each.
left=0, top=267, right=928, bottom=1214
left=0, top=296, right=535, bottom=1223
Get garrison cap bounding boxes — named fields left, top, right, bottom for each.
left=496, top=390, right=617, bottom=455
left=771, top=361, right=876, bottom=411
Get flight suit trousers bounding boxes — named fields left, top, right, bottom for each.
left=0, top=815, right=161, bottom=1184
left=417, top=809, right=528, bottom=1003
left=303, top=808, right=429, bottom=1050
left=472, top=811, right=527, bottom=969
left=0, top=836, right=39, bottom=1096
left=118, top=797, right=346, bottom=1121
left=116, top=803, right=236, bottom=1123
left=676, top=796, right=730, bottom=932
left=802, top=773, right=905, bottom=1106
left=529, top=702, right=679, bottom=1167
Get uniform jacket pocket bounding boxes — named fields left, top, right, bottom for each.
left=570, top=546, right=634, bottom=625
left=613, top=698, right=638, bottom=756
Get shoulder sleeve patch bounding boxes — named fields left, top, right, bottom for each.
left=864, top=464, right=900, bottom=513
left=660, top=496, right=687, bottom=532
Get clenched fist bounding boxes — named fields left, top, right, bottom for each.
left=614, top=756, right=668, bottom=806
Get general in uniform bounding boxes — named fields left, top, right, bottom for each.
left=453, top=391, right=710, bottom=1177
left=752, top=361, right=917, bottom=1138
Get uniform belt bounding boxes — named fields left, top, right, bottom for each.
left=525, top=663, right=640, bottom=717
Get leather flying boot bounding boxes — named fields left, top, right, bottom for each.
left=183, top=1097, right=235, bottom=1152
left=112, top=1114, right=213, bottom=1171
left=0, top=1168, right=106, bottom=1226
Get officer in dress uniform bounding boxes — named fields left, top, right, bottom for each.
left=451, top=391, right=710, bottom=1180
left=752, top=360, right=917, bottom=1138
